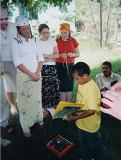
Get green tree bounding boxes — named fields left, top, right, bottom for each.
left=74, top=0, right=121, bottom=47
left=0, top=0, right=72, bottom=12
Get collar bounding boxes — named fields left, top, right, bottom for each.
left=19, top=34, right=31, bottom=42
left=103, top=72, right=113, bottom=78
left=16, top=34, right=34, bottom=43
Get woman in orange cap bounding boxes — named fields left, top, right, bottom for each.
left=56, top=23, right=80, bottom=102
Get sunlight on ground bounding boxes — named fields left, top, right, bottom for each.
left=75, top=33, right=121, bottom=68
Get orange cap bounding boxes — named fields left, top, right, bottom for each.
left=60, top=23, right=70, bottom=31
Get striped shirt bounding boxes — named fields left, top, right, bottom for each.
left=96, top=72, right=121, bottom=90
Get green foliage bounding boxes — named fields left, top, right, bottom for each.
left=0, top=0, right=72, bottom=12
left=91, top=59, right=121, bottom=80
left=0, top=1, right=15, bottom=18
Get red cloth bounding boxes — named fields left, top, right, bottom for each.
left=56, top=37, right=79, bottom=63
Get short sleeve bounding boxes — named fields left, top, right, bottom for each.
left=37, top=53, right=44, bottom=62
left=72, top=38, right=79, bottom=48
left=51, top=39, right=57, bottom=47
left=12, top=39, right=22, bottom=67
left=86, top=86, right=101, bottom=111
left=36, top=40, right=44, bottom=62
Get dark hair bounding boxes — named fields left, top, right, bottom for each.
left=71, top=62, right=90, bottom=76
left=16, top=25, right=36, bottom=42
left=102, top=61, right=112, bottom=69
left=38, top=24, right=49, bottom=33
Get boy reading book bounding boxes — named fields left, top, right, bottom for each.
left=65, top=62, right=109, bottom=160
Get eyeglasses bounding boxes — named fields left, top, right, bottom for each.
left=0, top=18, right=8, bottom=21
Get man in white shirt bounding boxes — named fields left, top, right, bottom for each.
left=96, top=61, right=121, bottom=93
left=0, top=8, right=17, bottom=125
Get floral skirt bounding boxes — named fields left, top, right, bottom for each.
left=16, top=70, right=43, bottom=131
left=42, top=65, right=61, bottom=108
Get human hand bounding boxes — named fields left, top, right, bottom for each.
left=101, top=90, right=121, bottom=120
left=110, top=82, right=121, bottom=92
left=60, top=53, right=67, bottom=60
left=64, top=114, right=78, bottom=122
left=44, top=59, right=54, bottom=62
left=67, top=52, right=74, bottom=57
left=43, top=54, right=51, bottom=59
left=43, top=108, right=50, bottom=118
left=31, top=73, right=40, bottom=81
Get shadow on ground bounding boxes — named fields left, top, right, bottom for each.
left=1, top=114, right=121, bottom=160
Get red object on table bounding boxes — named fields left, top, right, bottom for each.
left=101, top=102, right=111, bottom=109
left=46, top=135, right=74, bottom=158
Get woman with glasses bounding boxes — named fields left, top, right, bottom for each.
left=38, top=24, right=60, bottom=117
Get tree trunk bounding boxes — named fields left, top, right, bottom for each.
left=99, top=0, right=103, bottom=47
left=105, top=4, right=111, bottom=46
left=114, top=18, right=118, bottom=41
left=119, top=0, right=121, bottom=7
left=88, top=0, right=99, bottom=34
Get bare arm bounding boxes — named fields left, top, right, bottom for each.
left=65, top=109, right=95, bottom=121
left=73, top=47, right=80, bottom=57
left=17, top=64, right=40, bottom=81
left=44, top=46, right=59, bottom=60
left=67, top=47, right=80, bottom=58
left=17, top=64, right=33, bottom=77
left=35, top=61, right=43, bottom=75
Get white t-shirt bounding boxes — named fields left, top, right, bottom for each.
left=38, top=39, right=57, bottom=65
left=0, top=22, right=17, bottom=61
left=12, top=35, right=44, bottom=72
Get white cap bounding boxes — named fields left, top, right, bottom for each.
left=15, top=15, right=29, bottom=26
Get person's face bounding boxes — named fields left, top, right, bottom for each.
left=102, top=65, right=112, bottom=77
left=18, top=25, right=31, bottom=38
left=40, top=28, right=49, bottom=39
left=0, top=15, right=8, bottom=30
left=60, top=29, right=70, bottom=40
left=73, top=72, right=86, bottom=85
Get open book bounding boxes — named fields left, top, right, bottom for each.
left=53, top=106, right=85, bottom=120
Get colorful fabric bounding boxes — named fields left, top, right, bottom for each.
left=76, top=80, right=101, bottom=133
left=42, top=65, right=60, bottom=108
left=16, top=70, right=43, bottom=131
left=55, top=101, right=84, bottom=114
left=56, top=63, right=74, bottom=92
left=56, top=37, right=79, bottom=63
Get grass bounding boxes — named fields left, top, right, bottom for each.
left=75, top=32, right=121, bottom=68
left=72, top=59, right=121, bottom=160
left=91, top=60, right=121, bottom=80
